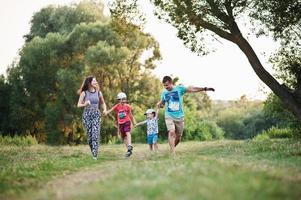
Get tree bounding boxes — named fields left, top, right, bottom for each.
left=250, top=0, right=300, bottom=42
left=25, top=0, right=108, bottom=42
left=111, top=0, right=301, bottom=121
left=264, top=94, right=300, bottom=129
left=0, top=75, right=10, bottom=135
left=3, top=1, right=162, bottom=144
left=251, top=0, right=301, bottom=127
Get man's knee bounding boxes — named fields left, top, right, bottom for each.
left=175, top=134, right=181, bottom=140
left=168, top=130, right=176, bottom=138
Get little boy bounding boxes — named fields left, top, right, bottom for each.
left=104, top=92, right=136, bottom=157
left=135, top=108, right=159, bottom=151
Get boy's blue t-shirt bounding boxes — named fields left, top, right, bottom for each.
left=161, top=85, right=187, bottom=119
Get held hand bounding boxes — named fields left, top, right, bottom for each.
left=85, top=100, right=91, bottom=106
left=103, top=111, right=108, bottom=116
left=157, top=101, right=164, bottom=108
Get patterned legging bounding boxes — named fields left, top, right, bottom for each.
left=82, top=107, right=101, bottom=158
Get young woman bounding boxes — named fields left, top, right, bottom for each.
left=77, top=76, right=107, bottom=160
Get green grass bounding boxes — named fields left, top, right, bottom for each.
left=1, top=139, right=301, bottom=200
left=0, top=145, right=120, bottom=199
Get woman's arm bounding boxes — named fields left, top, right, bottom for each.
left=99, top=93, right=107, bottom=113
left=77, top=91, right=90, bottom=108
left=103, top=105, right=115, bottom=116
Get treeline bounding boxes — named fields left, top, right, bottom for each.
left=0, top=1, right=299, bottom=145
left=120, top=92, right=301, bottom=144
left=0, top=1, right=162, bottom=144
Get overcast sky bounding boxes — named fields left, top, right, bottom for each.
left=0, top=0, right=279, bottom=100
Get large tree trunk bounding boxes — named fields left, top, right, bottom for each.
left=233, top=35, right=301, bottom=121
left=148, top=0, right=301, bottom=121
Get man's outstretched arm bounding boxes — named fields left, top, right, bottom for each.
left=186, top=86, right=215, bottom=93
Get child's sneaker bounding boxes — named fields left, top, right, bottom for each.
left=127, top=145, right=133, bottom=151
left=125, top=150, right=132, bottom=157
left=125, top=145, right=133, bottom=157
left=92, top=156, right=97, bottom=160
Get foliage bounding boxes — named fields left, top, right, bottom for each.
left=250, top=0, right=301, bottom=124
left=0, top=75, right=10, bottom=134
left=252, top=132, right=270, bottom=142
left=193, top=120, right=224, bottom=141
left=113, top=0, right=301, bottom=121
left=266, top=127, right=293, bottom=139
left=250, top=0, right=301, bottom=41
left=25, top=0, right=108, bottom=41
left=0, top=135, right=38, bottom=146
left=253, top=126, right=294, bottom=142
left=1, top=1, right=162, bottom=144
left=250, top=0, right=301, bottom=73
left=2, top=0, right=299, bottom=144
left=214, top=96, right=274, bottom=139
left=270, top=46, right=301, bottom=90
left=263, top=94, right=300, bottom=129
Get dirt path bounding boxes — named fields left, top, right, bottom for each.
left=34, top=163, right=115, bottom=200
left=30, top=148, right=157, bottom=200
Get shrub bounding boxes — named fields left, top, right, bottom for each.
left=252, top=133, right=270, bottom=142
left=193, top=120, right=224, bottom=141
left=253, top=126, right=293, bottom=141
left=0, top=135, right=38, bottom=146
left=265, top=127, right=293, bottom=139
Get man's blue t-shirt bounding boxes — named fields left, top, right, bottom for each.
left=161, top=85, right=187, bottom=119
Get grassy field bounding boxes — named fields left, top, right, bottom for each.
left=0, top=139, right=301, bottom=200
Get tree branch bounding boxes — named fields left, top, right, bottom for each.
left=187, top=13, right=236, bottom=43
left=206, top=0, right=231, bottom=25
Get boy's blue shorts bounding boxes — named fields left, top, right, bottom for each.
left=147, top=134, right=158, bottom=144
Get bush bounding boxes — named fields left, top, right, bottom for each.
left=215, top=101, right=276, bottom=139
left=253, top=127, right=293, bottom=141
left=267, top=127, right=293, bottom=139
left=252, top=133, right=270, bottom=142
left=216, top=108, right=245, bottom=139
left=0, top=135, right=38, bottom=146
left=193, top=120, right=224, bottom=141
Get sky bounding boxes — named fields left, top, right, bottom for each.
left=0, top=0, right=279, bottom=100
